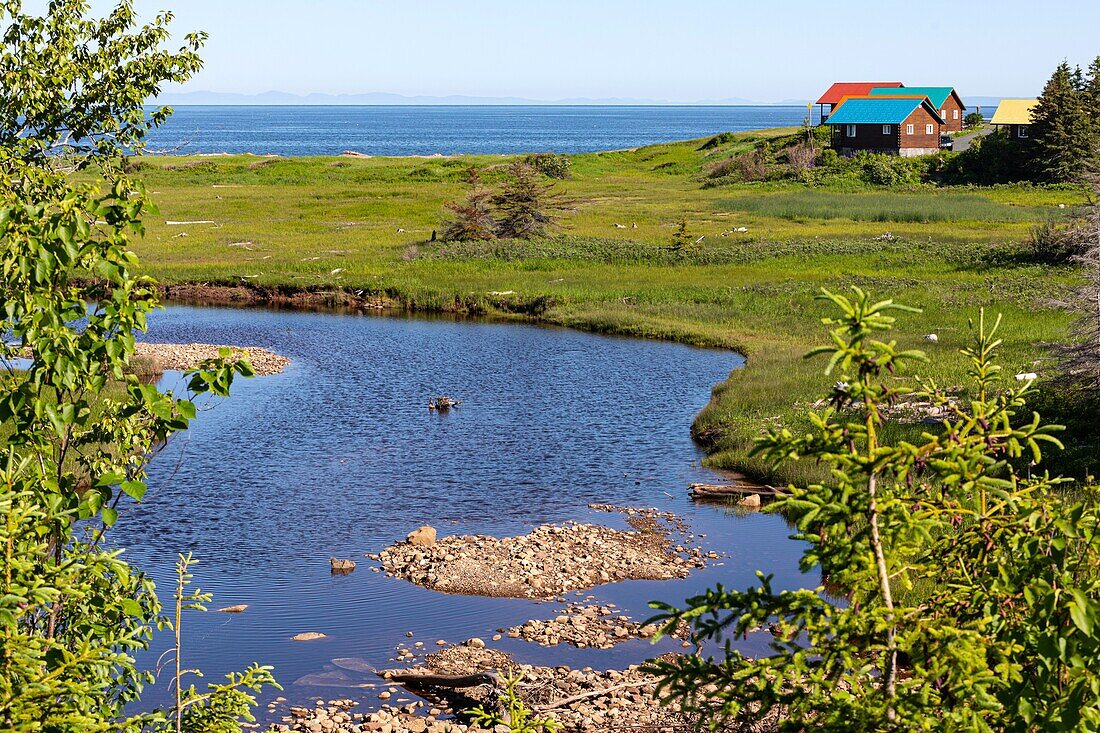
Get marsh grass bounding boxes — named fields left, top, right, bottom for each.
left=121, top=129, right=1094, bottom=482
left=722, top=190, right=1047, bottom=223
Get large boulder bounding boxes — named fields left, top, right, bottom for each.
left=407, top=525, right=437, bottom=547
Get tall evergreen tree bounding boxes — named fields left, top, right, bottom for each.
left=1030, top=61, right=1094, bottom=182
left=1084, top=56, right=1100, bottom=160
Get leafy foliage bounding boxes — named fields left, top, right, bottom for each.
left=649, top=288, right=1100, bottom=731
left=942, top=128, right=1031, bottom=185
left=0, top=2, right=275, bottom=730
left=0, top=0, right=206, bottom=168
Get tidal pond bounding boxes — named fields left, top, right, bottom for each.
left=113, top=306, right=814, bottom=706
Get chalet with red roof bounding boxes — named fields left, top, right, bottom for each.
left=815, top=82, right=903, bottom=122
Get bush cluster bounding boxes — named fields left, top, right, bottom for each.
left=523, top=152, right=572, bottom=180
left=809, top=149, right=944, bottom=187
left=1026, top=217, right=1091, bottom=263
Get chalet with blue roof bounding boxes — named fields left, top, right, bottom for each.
left=824, top=96, right=946, bottom=157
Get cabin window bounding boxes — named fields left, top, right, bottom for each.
left=906, top=124, right=914, bottom=135
left=1018, top=126, right=1029, bottom=138
left=882, top=125, right=892, bottom=135
left=846, top=124, right=856, bottom=138
left=941, top=109, right=947, bottom=119
left=953, top=109, right=959, bottom=119
left=926, top=124, right=935, bottom=135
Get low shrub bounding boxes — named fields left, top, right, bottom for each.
left=524, top=153, right=572, bottom=180
left=818, top=148, right=841, bottom=168
left=707, top=149, right=770, bottom=182
left=785, top=142, right=816, bottom=174
left=1026, top=215, right=1091, bottom=263
left=698, top=132, right=736, bottom=150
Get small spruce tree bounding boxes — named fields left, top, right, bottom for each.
left=441, top=167, right=496, bottom=241
left=493, top=162, right=562, bottom=239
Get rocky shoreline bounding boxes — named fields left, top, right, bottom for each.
left=132, top=341, right=291, bottom=376
left=270, top=643, right=751, bottom=733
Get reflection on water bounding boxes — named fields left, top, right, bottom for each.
left=110, top=306, right=815, bottom=708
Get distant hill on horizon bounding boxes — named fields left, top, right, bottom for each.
left=153, top=90, right=812, bottom=106
left=152, top=90, right=1014, bottom=108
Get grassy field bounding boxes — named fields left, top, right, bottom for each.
left=126, top=129, right=1093, bottom=483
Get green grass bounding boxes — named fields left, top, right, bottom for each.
left=121, top=128, right=1094, bottom=483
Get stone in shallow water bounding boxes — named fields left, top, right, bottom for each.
left=215, top=604, right=248, bottom=613
left=292, top=632, right=328, bottom=642
left=330, top=657, right=375, bottom=673
left=291, top=670, right=357, bottom=688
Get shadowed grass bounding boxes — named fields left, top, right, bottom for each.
left=721, top=190, right=1047, bottom=223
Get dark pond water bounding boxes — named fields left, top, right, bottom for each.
left=113, top=306, right=813, bottom=710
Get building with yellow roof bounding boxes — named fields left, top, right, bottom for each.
left=990, top=99, right=1038, bottom=140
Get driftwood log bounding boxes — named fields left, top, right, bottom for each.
left=388, top=671, right=500, bottom=689
left=688, top=482, right=787, bottom=500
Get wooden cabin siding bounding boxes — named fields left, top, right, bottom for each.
left=832, top=121, right=902, bottom=152
left=901, top=106, right=941, bottom=150
left=937, top=93, right=965, bottom=132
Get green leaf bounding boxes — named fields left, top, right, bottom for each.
left=120, top=480, right=147, bottom=502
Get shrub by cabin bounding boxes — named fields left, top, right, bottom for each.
left=825, top=97, right=946, bottom=157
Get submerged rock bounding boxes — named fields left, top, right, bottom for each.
left=737, top=493, right=762, bottom=508
left=291, top=632, right=328, bottom=642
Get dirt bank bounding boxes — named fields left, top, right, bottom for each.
left=159, top=282, right=394, bottom=312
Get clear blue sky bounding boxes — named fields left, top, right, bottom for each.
left=69, top=0, right=1100, bottom=101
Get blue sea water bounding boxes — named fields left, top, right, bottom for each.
left=144, top=105, right=811, bottom=156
